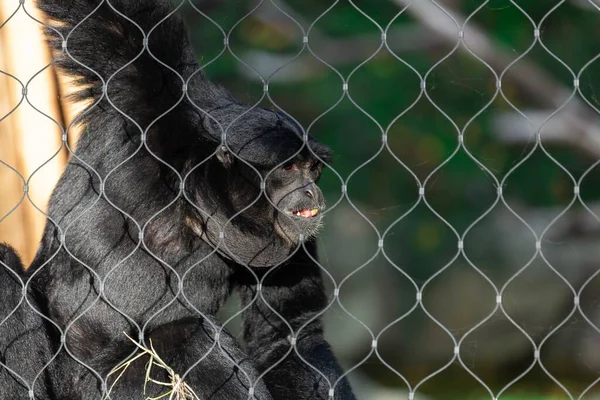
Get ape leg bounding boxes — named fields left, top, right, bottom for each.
left=53, top=317, right=273, bottom=400
left=125, top=317, right=274, bottom=400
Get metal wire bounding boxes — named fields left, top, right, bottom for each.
left=1, top=0, right=600, bottom=399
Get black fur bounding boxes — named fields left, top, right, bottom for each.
left=0, top=0, right=355, bottom=399
left=0, top=244, right=274, bottom=399
left=0, top=244, right=54, bottom=399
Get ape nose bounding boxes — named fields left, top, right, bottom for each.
left=305, top=188, right=314, bottom=199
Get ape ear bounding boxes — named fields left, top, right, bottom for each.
left=216, top=146, right=234, bottom=167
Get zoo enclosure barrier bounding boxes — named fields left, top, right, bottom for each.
left=1, top=0, right=600, bottom=399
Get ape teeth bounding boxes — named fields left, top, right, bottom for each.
left=291, top=208, right=319, bottom=218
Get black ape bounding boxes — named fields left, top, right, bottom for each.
left=0, top=0, right=356, bottom=399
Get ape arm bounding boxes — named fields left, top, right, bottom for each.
left=237, top=241, right=355, bottom=400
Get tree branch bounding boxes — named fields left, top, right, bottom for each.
left=238, top=25, right=443, bottom=82
left=391, top=0, right=600, bottom=158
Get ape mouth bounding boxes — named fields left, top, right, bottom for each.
left=289, top=208, right=320, bottom=219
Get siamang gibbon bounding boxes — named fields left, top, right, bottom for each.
left=0, top=0, right=356, bottom=399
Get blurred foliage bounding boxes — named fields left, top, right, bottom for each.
left=179, top=0, right=600, bottom=397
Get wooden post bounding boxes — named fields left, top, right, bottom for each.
left=0, top=0, right=68, bottom=266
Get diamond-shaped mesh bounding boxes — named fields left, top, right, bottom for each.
left=2, top=0, right=600, bottom=399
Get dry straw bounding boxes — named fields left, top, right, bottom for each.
left=104, top=333, right=200, bottom=400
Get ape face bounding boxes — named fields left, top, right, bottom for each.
left=215, top=109, right=330, bottom=246
left=214, top=143, right=328, bottom=246
left=188, top=105, right=331, bottom=266
left=267, top=157, right=326, bottom=244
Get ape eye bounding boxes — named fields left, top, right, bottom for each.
left=310, top=162, right=321, bottom=171
left=282, top=162, right=296, bottom=171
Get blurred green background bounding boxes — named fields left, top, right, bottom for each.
left=182, top=0, right=600, bottom=399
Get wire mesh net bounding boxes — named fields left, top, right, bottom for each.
left=2, top=0, right=600, bottom=399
